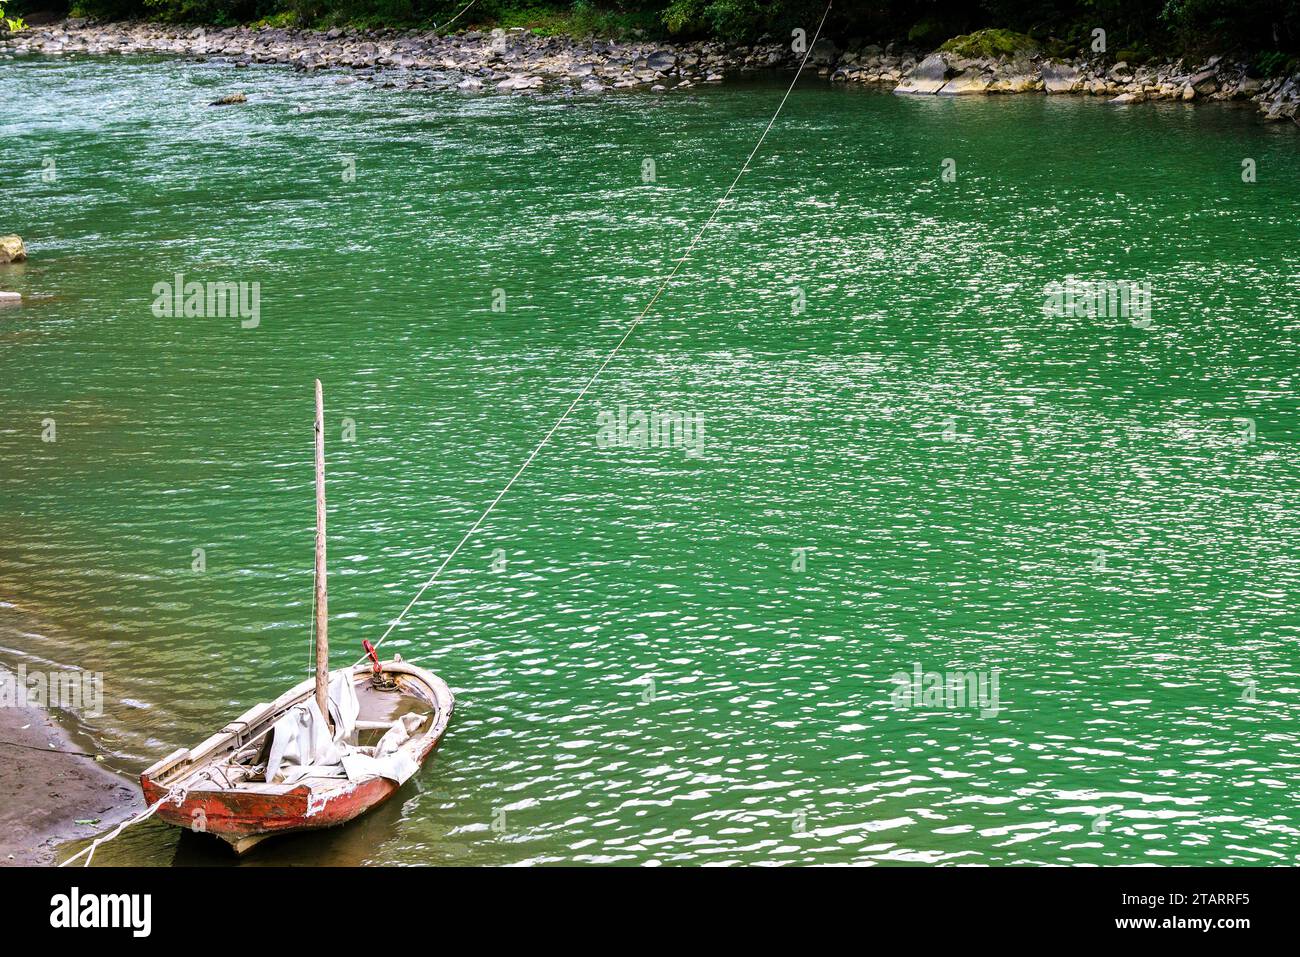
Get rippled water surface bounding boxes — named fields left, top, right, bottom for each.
left=2, top=54, right=1300, bottom=866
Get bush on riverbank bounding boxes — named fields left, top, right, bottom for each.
left=23, top=0, right=1300, bottom=54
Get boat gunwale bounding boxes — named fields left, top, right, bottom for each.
left=140, top=660, right=454, bottom=794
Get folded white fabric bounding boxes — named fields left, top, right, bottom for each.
left=266, top=671, right=425, bottom=787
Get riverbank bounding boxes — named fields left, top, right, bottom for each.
left=2, top=19, right=1297, bottom=123
left=0, top=665, right=140, bottom=866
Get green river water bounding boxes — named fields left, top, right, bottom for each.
left=1, top=53, right=1299, bottom=866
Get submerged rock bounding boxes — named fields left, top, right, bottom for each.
left=0, top=235, right=26, bottom=264
left=497, top=74, right=542, bottom=91
left=209, top=92, right=247, bottom=105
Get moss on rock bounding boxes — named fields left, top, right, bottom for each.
left=939, top=29, right=1039, bottom=60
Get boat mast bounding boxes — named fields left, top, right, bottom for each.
left=314, top=379, right=332, bottom=731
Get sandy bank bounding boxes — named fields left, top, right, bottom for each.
left=0, top=665, right=141, bottom=866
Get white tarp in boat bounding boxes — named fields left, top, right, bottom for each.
left=265, top=669, right=421, bottom=787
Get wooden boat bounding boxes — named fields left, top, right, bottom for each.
left=139, top=381, right=453, bottom=854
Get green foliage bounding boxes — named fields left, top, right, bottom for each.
left=907, top=18, right=949, bottom=47
left=485, top=1, right=658, bottom=36
left=1253, top=48, right=1298, bottom=73
left=1160, top=0, right=1300, bottom=52
left=33, top=0, right=1300, bottom=57
left=1, top=0, right=29, bottom=32
left=663, top=0, right=767, bottom=40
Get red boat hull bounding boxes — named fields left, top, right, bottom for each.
left=138, top=662, right=452, bottom=853
left=142, top=767, right=400, bottom=846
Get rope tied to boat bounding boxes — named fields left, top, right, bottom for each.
left=363, top=1, right=834, bottom=667
left=59, top=784, right=189, bottom=868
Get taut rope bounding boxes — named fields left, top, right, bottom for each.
left=365, top=2, right=834, bottom=664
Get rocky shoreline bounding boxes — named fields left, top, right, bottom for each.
left=1, top=19, right=1298, bottom=123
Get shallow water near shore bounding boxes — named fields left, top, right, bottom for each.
left=2, top=53, right=1300, bottom=866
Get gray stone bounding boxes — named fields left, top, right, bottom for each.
left=809, top=38, right=837, bottom=67
left=646, top=50, right=676, bottom=71
left=939, top=68, right=991, bottom=95
left=894, top=53, right=950, bottom=95
left=1189, top=68, right=1218, bottom=94
left=1041, top=62, right=1080, bottom=94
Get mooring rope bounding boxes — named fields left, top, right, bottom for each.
left=363, top=2, right=833, bottom=665
left=59, top=786, right=188, bottom=868
left=435, top=0, right=479, bottom=35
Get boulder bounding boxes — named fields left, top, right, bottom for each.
left=0, top=235, right=26, bottom=264
left=0, top=291, right=21, bottom=306
left=1263, top=100, right=1298, bottom=121
left=988, top=70, right=1041, bottom=93
left=894, top=53, right=951, bottom=95
left=1189, top=68, right=1218, bottom=94
left=497, top=74, right=542, bottom=91
left=1110, top=91, right=1143, bottom=104
left=939, top=68, right=991, bottom=95
left=1040, top=62, right=1080, bottom=94
left=209, top=92, right=247, bottom=105
left=646, top=50, right=676, bottom=71
left=809, top=38, right=837, bottom=67
left=1236, top=76, right=1263, bottom=97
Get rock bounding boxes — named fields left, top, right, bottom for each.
left=497, top=74, right=542, bottom=91
left=0, top=291, right=21, bottom=306
left=1041, top=62, right=1080, bottom=94
left=1181, top=84, right=1196, bottom=100
left=580, top=78, right=605, bottom=92
left=209, top=92, right=247, bottom=105
left=809, top=38, right=837, bottom=67
left=457, top=77, right=483, bottom=90
left=939, top=68, right=991, bottom=95
left=1189, top=68, right=1218, bottom=94
left=894, top=53, right=951, bottom=95
left=646, top=50, right=676, bottom=71
left=0, top=235, right=26, bottom=264
left=651, top=83, right=667, bottom=92
left=988, top=71, right=1041, bottom=93
left=1110, top=91, right=1143, bottom=103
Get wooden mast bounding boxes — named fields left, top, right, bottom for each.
left=314, top=379, right=332, bottom=730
